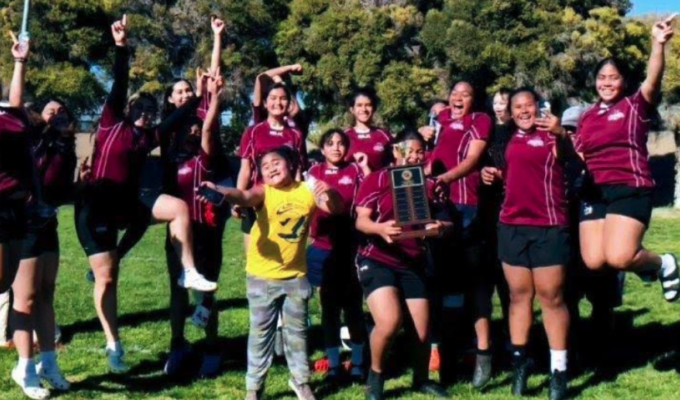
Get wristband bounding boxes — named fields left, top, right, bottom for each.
left=14, top=58, right=26, bottom=63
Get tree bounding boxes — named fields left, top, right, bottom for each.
left=275, top=0, right=445, bottom=134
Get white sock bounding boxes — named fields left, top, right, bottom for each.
left=660, top=254, right=677, bottom=278
left=326, top=347, right=341, bottom=368
left=106, top=341, right=123, bottom=354
left=350, top=342, right=364, bottom=366
left=40, top=351, right=57, bottom=371
left=550, top=349, right=567, bottom=372
left=17, top=357, right=36, bottom=376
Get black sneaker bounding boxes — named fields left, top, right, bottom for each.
left=511, top=358, right=532, bottom=396
left=549, top=370, right=568, bottom=400
left=325, top=366, right=345, bottom=384
left=413, top=380, right=449, bottom=398
left=472, top=353, right=492, bottom=388
left=365, top=370, right=384, bottom=400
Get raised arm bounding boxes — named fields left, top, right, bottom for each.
left=641, top=14, right=677, bottom=104
left=252, top=64, right=303, bottom=108
left=210, top=16, right=225, bottom=72
left=436, top=140, right=487, bottom=185
left=9, top=33, right=29, bottom=108
left=108, top=15, right=130, bottom=117
left=213, top=183, right=265, bottom=208
left=202, top=70, right=223, bottom=156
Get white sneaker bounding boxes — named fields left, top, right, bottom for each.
left=37, top=362, right=70, bottom=391
left=11, top=366, right=50, bottom=400
left=178, top=269, right=217, bottom=292
left=54, top=325, right=62, bottom=345
left=191, top=305, right=211, bottom=328
left=106, top=348, right=129, bottom=374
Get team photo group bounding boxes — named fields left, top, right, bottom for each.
left=0, top=5, right=679, bottom=400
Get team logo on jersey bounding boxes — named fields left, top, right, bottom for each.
left=583, top=204, right=593, bottom=216
left=339, top=176, right=354, bottom=185
left=178, top=165, right=192, bottom=175
left=450, top=122, right=464, bottom=130
left=608, top=110, right=625, bottom=122
left=269, top=129, right=284, bottom=137
left=527, top=138, right=545, bottom=147
left=373, top=143, right=385, bottom=152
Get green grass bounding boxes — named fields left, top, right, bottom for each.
left=1, top=206, right=680, bottom=399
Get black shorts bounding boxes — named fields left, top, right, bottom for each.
left=580, top=184, right=653, bottom=226
left=0, top=199, right=27, bottom=244
left=356, top=257, right=427, bottom=300
left=240, top=208, right=256, bottom=234
left=498, top=224, right=570, bottom=268
left=75, top=185, right=157, bottom=257
left=21, top=216, right=59, bottom=259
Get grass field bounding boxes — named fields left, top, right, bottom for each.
left=1, top=206, right=680, bottom=400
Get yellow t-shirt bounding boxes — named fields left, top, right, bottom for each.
left=246, top=182, right=317, bottom=280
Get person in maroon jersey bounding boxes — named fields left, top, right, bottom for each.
left=74, top=15, right=216, bottom=374
left=356, top=131, right=451, bottom=400
left=344, top=89, right=392, bottom=172
left=161, top=71, right=224, bottom=378
left=482, top=88, right=572, bottom=400
left=11, top=99, right=77, bottom=397
left=427, top=81, right=493, bottom=385
left=235, top=82, right=306, bottom=253
left=575, top=14, right=679, bottom=303
left=0, top=33, right=54, bottom=400
left=306, top=128, right=370, bottom=382
left=252, top=64, right=309, bottom=137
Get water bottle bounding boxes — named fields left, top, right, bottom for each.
left=304, top=173, right=328, bottom=202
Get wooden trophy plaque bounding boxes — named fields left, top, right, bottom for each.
left=389, top=164, right=438, bottom=241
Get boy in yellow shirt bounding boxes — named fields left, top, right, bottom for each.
left=200, top=146, right=342, bottom=400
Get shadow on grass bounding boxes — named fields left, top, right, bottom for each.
left=59, top=297, right=248, bottom=345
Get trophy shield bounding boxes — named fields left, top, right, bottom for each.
left=388, top=163, right=438, bottom=241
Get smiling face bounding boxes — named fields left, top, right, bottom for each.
left=596, top=63, right=625, bottom=104
left=510, top=92, right=538, bottom=131
left=393, top=139, right=425, bottom=165
left=260, top=152, right=293, bottom=188
left=321, top=132, right=347, bottom=165
left=265, top=88, right=290, bottom=119
left=448, top=82, right=474, bottom=120
left=168, top=80, right=195, bottom=108
left=492, top=92, right=510, bottom=123
left=350, top=95, right=375, bottom=126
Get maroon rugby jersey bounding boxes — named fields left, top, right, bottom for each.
left=575, top=90, right=654, bottom=188
left=308, top=162, right=363, bottom=251
left=252, top=104, right=309, bottom=138
left=500, top=129, right=567, bottom=227
left=176, top=149, right=216, bottom=226
left=356, top=168, right=443, bottom=269
left=33, top=133, right=76, bottom=206
left=238, top=121, right=305, bottom=185
left=430, top=110, right=491, bottom=206
left=344, top=127, right=392, bottom=172
left=0, top=107, right=32, bottom=198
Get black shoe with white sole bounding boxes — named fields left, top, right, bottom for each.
left=659, top=253, right=680, bottom=303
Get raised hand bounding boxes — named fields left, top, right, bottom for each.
left=9, top=31, right=29, bottom=61
left=288, top=64, right=303, bottom=74
left=652, top=13, right=677, bottom=45
left=211, top=16, right=226, bottom=35
left=207, top=67, right=224, bottom=95
left=535, top=109, right=564, bottom=136
left=111, top=14, right=127, bottom=46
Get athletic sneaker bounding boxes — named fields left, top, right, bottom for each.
left=549, top=370, right=568, bottom=400
left=245, top=388, right=264, bottom=400
left=288, top=378, right=316, bottom=400
left=413, top=380, right=449, bottom=398
left=511, top=357, right=532, bottom=396
left=191, top=305, right=211, bottom=329
left=274, top=327, right=284, bottom=357
left=163, top=346, right=192, bottom=376
left=658, top=254, right=679, bottom=302
left=37, top=362, right=70, bottom=391
left=54, top=325, right=62, bottom=345
left=106, top=348, right=129, bottom=374
left=11, top=366, right=50, bottom=400
left=472, top=353, right=492, bottom=388
left=199, top=354, right=221, bottom=378
left=178, top=269, right=217, bottom=292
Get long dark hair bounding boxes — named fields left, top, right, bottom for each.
left=162, top=78, right=195, bottom=119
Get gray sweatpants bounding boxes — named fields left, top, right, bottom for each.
left=245, top=275, right=313, bottom=391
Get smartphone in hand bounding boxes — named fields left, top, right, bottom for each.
left=197, top=185, right=226, bottom=206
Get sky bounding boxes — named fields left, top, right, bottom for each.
left=631, top=0, right=679, bottom=16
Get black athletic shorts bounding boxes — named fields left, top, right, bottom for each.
left=166, top=221, right=224, bottom=282
left=21, top=216, right=59, bottom=259
left=356, top=257, right=427, bottom=300
left=498, top=224, right=571, bottom=268
left=75, top=185, right=157, bottom=257
left=0, top=199, right=27, bottom=244
left=580, top=184, right=653, bottom=227
left=240, top=207, right=256, bottom=234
